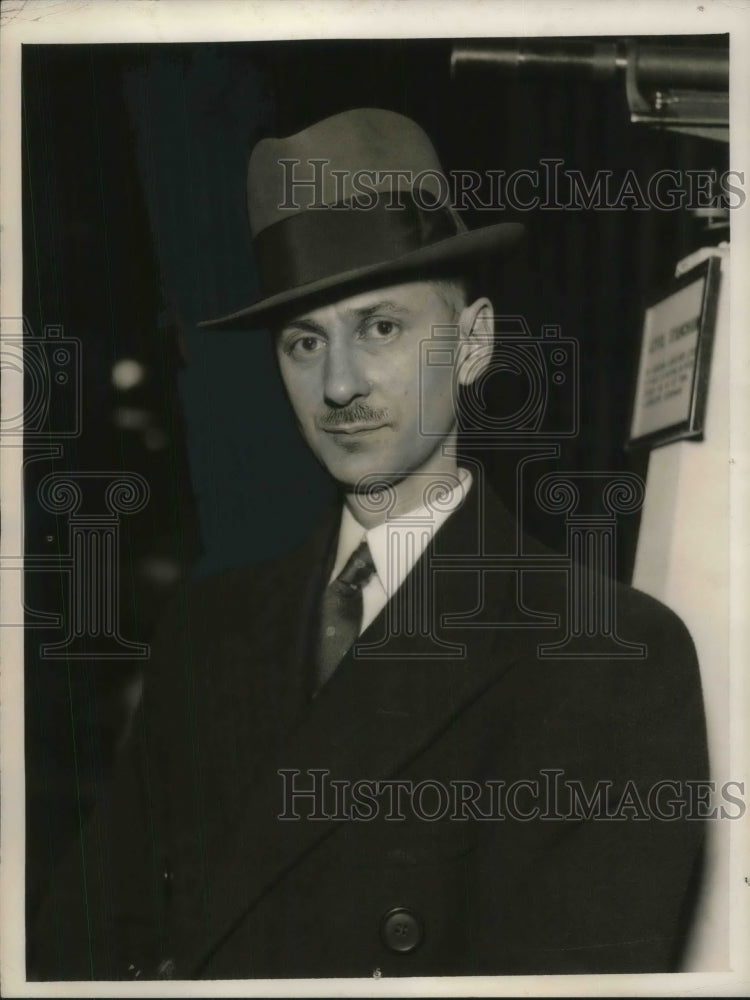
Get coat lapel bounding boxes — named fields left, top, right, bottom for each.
left=271, top=504, right=340, bottom=724
left=174, top=480, right=532, bottom=975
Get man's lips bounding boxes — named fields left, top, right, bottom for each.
left=322, top=423, right=388, bottom=435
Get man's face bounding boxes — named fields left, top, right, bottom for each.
left=275, top=280, right=468, bottom=490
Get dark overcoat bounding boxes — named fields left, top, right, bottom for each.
left=31, top=482, right=708, bottom=980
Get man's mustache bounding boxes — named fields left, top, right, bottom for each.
left=318, top=404, right=389, bottom=428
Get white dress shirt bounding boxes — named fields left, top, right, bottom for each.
left=328, top=467, right=473, bottom=635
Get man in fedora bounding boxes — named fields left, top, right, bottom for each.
left=32, top=109, right=708, bottom=980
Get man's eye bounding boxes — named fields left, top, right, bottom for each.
left=364, top=319, right=399, bottom=340
left=285, top=335, right=325, bottom=359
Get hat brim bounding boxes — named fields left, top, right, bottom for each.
left=198, top=221, right=525, bottom=330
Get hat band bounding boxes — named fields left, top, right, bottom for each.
left=253, top=197, right=460, bottom=299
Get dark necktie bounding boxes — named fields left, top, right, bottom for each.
left=315, top=539, right=376, bottom=690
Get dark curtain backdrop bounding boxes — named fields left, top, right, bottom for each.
left=22, top=37, right=728, bottom=937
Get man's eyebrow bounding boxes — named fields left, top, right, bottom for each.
left=344, top=300, right=412, bottom=319
left=279, top=317, right=327, bottom=335
left=280, top=300, right=411, bottom=334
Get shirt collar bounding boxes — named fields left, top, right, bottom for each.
left=330, top=467, right=473, bottom=595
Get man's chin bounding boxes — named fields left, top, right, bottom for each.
left=327, top=467, right=406, bottom=493
left=318, top=452, right=407, bottom=493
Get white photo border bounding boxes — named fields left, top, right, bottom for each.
left=2, top=2, right=748, bottom=997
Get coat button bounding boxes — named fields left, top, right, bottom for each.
left=380, top=907, right=423, bottom=954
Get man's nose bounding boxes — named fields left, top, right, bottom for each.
left=323, top=343, right=370, bottom=407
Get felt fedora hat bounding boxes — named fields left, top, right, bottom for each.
left=199, top=108, right=525, bottom=329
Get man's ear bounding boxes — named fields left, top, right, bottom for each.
left=456, top=297, right=494, bottom=387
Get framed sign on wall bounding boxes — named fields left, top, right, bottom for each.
left=627, top=255, right=722, bottom=451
